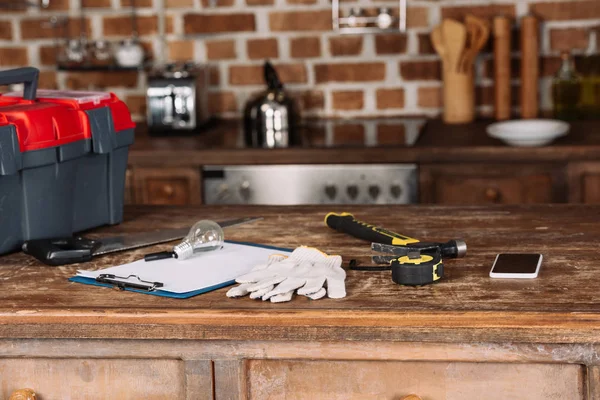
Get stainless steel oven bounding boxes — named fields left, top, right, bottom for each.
left=203, top=164, right=418, bottom=205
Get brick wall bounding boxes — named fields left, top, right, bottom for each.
left=0, top=0, right=599, bottom=121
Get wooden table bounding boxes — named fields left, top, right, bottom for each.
left=1, top=205, right=600, bottom=399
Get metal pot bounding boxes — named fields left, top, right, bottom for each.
left=243, top=62, right=301, bottom=148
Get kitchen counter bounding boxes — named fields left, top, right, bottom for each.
left=128, top=118, right=600, bottom=166
left=1, top=204, right=600, bottom=398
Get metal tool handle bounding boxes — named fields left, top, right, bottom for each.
left=22, top=237, right=99, bottom=266
left=324, top=212, right=419, bottom=246
left=0, top=67, right=39, bottom=100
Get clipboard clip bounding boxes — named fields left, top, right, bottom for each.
left=96, top=274, right=164, bottom=292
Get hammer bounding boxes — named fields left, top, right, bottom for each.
left=324, top=212, right=467, bottom=259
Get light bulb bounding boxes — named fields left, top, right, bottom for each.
left=173, top=220, right=224, bottom=260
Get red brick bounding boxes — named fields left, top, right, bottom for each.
left=21, top=17, right=91, bottom=40
left=0, top=47, right=28, bottom=66
left=375, top=34, right=407, bottom=55
left=314, top=63, right=385, bottom=83
left=376, top=88, right=405, bottom=109
left=83, top=0, right=111, bottom=7
left=40, top=46, right=57, bottom=66
left=246, top=0, right=273, bottom=4
left=0, top=21, right=12, bottom=40
left=332, top=90, right=364, bottom=110
left=206, top=40, right=236, bottom=60
left=333, top=124, right=365, bottom=145
left=166, top=0, right=194, bottom=6
left=269, top=10, right=331, bottom=32
left=209, top=92, right=238, bottom=114
left=407, top=7, right=430, bottom=28
left=230, top=63, right=307, bottom=85
left=442, top=4, right=516, bottom=20
left=418, top=33, right=436, bottom=55
left=531, top=1, right=600, bottom=21
left=125, top=95, right=147, bottom=117
left=103, top=15, right=171, bottom=37
left=65, top=71, right=138, bottom=89
left=45, top=0, right=69, bottom=9
left=295, top=90, right=324, bottom=111
left=38, top=71, right=57, bottom=89
left=184, top=13, right=255, bottom=34
left=418, top=86, right=442, bottom=108
left=400, top=60, right=441, bottom=81
left=209, top=66, right=220, bottom=86
left=377, top=124, right=406, bottom=145
left=168, top=40, right=195, bottom=62
left=329, top=36, right=363, bottom=56
left=290, top=37, right=321, bottom=58
left=247, top=38, right=278, bottom=60
left=287, top=0, right=316, bottom=4
left=550, top=28, right=590, bottom=52
left=122, top=0, right=153, bottom=6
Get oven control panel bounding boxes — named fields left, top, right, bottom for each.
left=203, top=164, right=418, bottom=205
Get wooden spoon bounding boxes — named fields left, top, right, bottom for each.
left=461, top=15, right=490, bottom=73
left=430, top=25, right=448, bottom=67
left=441, top=18, right=467, bottom=74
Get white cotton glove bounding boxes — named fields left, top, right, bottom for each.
left=226, top=247, right=346, bottom=303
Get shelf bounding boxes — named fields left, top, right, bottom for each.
left=56, top=64, right=146, bottom=72
left=336, top=27, right=403, bottom=35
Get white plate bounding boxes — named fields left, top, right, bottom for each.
left=486, top=119, right=570, bottom=147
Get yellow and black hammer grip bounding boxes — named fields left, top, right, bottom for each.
left=324, top=212, right=420, bottom=246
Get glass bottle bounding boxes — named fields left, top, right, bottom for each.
left=580, top=30, right=600, bottom=119
left=552, top=51, right=582, bottom=121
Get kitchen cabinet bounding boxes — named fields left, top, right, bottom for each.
left=568, top=162, right=600, bottom=204
left=131, top=167, right=202, bottom=205
left=419, top=163, right=566, bottom=204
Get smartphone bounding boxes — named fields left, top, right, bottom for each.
left=489, top=253, right=543, bottom=279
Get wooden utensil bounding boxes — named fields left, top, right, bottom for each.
left=493, top=16, right=512, bottom=120
left=520, top=15, right=539, bottom=119
left=442, top=18, right=467, bottom=73
left=461, top=15, right=490, bottom=73
left=431, top=25, right=448, bottom=66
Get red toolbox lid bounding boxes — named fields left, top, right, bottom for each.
left=3, top=89, right=136, bottom=133
left=0, top=101, right=86, bottom=152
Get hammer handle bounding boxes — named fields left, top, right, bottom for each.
left=324, top=212, right=420, bottom=246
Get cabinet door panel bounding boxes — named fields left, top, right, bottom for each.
left=420, top=164, right=563, bottom=204
left=132, top=167, right=202, bottom=205
left=568, top=162, right=600, bottom=204
left=0, top=358, right=186, bottom=400
left=246, top=360, right=584, bottom=400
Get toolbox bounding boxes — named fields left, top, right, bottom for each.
left=0, top=67, right=135, bottom=255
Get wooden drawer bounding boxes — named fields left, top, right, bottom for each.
left=419, top=164, right=565, bottom=204
left=132, top=167, right=202, bottom=205
left=568, top=162, right=600, bottom=204
left=246, top=360, right=585, bottom=400
left=1, top=358, right=186, bottom=399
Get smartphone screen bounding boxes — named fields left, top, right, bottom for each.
left=490, top=253, right=543, bottom=278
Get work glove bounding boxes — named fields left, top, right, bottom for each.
left=226, top=246, right=346, bottom=303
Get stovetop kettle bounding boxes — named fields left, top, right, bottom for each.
left=243, top=61, right=300, bottom=148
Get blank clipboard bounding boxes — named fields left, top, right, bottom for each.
left=69, top=241, right=292, bottom=299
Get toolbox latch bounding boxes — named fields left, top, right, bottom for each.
left=86, top=107, right=117, bottom=154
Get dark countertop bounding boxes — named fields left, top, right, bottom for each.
left=128, top=118, right=600, bottom=166
left=1, top=204, right=600, bottom=343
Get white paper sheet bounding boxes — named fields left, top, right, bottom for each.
left=76, top=242, right=291, bottom=294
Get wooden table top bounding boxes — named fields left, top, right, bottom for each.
left=128, top=119, right=600, bottom=166
left=2, top=204, right=600, bottom=343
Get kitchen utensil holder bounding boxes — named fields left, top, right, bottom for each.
left=443, top=69, right=475, bottom=124
left=332, top=0, right=407, bottom=34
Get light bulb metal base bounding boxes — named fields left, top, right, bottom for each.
left=173, top=241, right=194, bottom=260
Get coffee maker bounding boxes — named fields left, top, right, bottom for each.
left=146, top=62, right=210, bottom=135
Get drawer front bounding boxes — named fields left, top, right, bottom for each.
left=0, top=358, right=185, bottom=400
left=246, top=360, right=584, bottom=400
left=132, top=167, right=202, bottom=205
left=420, top=164, right=563, bottom=204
